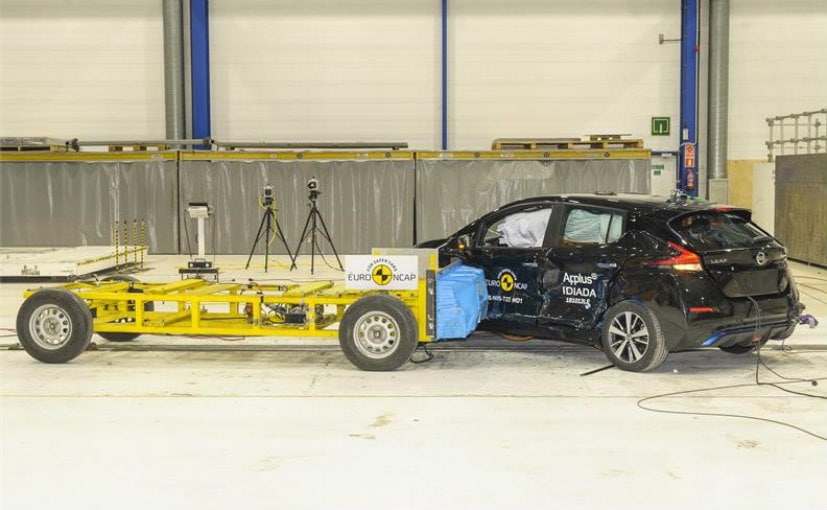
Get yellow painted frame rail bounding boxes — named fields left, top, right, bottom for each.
left=22, top=256, right=438, bottom=343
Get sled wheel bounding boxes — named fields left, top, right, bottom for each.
left=16, top=289, right=94, bottom=363
left=339, top=294, right=418, bottom=371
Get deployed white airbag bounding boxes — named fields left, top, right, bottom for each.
left=496, top=209, right=552, bottom=248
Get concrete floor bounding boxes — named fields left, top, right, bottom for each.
left=1, top=255, right=826, bottom=510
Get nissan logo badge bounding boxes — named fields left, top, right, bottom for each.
left=755, top=251, right=768, bottom=266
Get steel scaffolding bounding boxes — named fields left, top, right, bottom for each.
left=766, top=108, right=826, bottom=161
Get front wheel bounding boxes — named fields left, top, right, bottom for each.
left=16, top=289, right=94, bottom=363
left=601, top=301, right=669, bottom=372
left=338, top=294, right=419, bottom=371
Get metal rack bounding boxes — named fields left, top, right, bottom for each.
left=766, top=108, right=826, bottom=161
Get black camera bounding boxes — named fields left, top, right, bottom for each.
left=262, top=185, right=274, bottom=206
left=306, top=178, right=319, bottom=192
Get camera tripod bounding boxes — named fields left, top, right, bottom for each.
left=290, top=191, right=343, bottom=275
left=245, top=201, right=294, bottom=272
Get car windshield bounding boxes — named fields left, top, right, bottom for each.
left=671, top=211, right=769, bottom=251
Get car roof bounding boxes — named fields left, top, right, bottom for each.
left=501, top=193, right=722, bottom=216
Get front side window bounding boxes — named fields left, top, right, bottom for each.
left=480, top=207, right=552, bottom=249
left=562, top=207, right=624, bottom=246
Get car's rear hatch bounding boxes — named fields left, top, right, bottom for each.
left=669, top=207, right=790, bottom=298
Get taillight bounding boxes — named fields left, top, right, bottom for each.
left=649, top=242, right=703, bottom=272
left=689, top=306, right=716, bottom=313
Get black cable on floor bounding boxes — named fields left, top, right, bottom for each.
left=410, top=343, right=434, bottom=364
left=636, top=381, right=827, bottom=442
left=639, top=297, right=826, bottom=442
left=797, top=287, right=827, bottom=305
left=580, top=364, right=615, bottom=376
left=756, top=344, right=826, bottom=400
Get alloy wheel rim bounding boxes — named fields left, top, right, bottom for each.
left=608, top=311, right=649, bottom=363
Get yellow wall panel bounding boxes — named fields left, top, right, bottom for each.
left=727, top=159, right=763, bottom=209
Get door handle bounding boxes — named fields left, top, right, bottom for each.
left=596, top=261, right=617, bottom=269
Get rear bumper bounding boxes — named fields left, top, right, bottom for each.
left=691, top=300, right=803, bottom=348
left=699, top=321, right=796, bottom=348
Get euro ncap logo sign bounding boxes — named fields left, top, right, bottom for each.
left=494, top=269, right=526, bottom=292
left=371, top=264, right=393, bottom=286
left=345, top=255, right=418, bottom=290
left=499, top=272, right=515, bottom=292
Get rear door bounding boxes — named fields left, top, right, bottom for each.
left=464, top=203, right=556, bottom=325
left=540, top=204, right=628, bottom=330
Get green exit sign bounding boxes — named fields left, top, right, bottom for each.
left=652, top=117, right=670, bottom=136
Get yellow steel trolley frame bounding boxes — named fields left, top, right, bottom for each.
left=17, top=253, right=439, bottom=370
left=48, top=278, right=429, bottom=340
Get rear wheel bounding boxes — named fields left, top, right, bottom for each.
left=601, top=301, right=668, bottom=372
left=339, top=294, right=418, bottom=371
left=16, top=289, right=93, bottom=363
left=97, top=275, right=152, bottom=342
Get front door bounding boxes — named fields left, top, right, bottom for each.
left=465, top=205, right=555, bottom=325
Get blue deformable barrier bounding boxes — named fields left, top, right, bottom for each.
left=435, top=263, right=488, bottom=340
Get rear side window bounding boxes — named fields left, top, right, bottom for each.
left=562, top=207, right=624, bottom=246
left=671, top=211, right=769, bottom=251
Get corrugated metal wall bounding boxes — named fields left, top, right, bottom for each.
left=0, top=1, right=165, bottom=139
left=2, top=1, right=825, bottom=158
left=449, top=0, right=680, bottom=152
left=729, top=1, right=827, bottom=159
left=209, top=1, right=437, bottom=148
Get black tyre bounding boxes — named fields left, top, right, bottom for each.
left=16, top=288, right=94, bottom=363
left=338, top=294, right=419, bottom=371
left=97, top=275, right=153, bottom=342
left=601, top=301, right=669, bottom=372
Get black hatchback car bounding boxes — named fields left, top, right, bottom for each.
left=419, top=194, right=804, bottom=372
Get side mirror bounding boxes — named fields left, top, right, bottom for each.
left=444, top=234, right=471, bottom=259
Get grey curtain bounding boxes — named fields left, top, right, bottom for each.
left=415, top=158, right=650, bottom=243
left=0, top=159, right=178, bottom=253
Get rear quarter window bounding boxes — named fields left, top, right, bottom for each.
left=671, top=211, right=769, bottom=251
